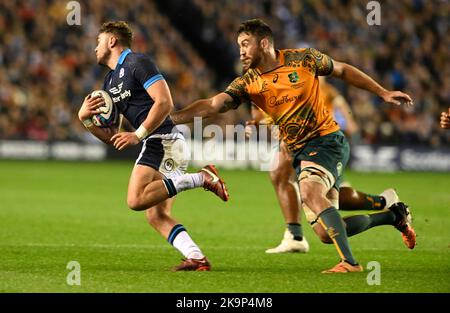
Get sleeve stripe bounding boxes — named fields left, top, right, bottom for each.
left=143, top=74, right=164, bottom=89
left=324, top=58, right=334, bottom=76
left=224, top=91, right=241, bottom=109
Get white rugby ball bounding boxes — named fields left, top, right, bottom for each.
left=90, top=90, right=118, bottom=128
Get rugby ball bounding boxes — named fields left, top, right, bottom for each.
left=90, top=90, right=118, bottom=128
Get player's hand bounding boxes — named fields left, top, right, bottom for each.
left=440, top=109, right=450, bottom=129
left=245, top=120, right=258, bottom=138
left=271, top=125, right=281, bottom=140
left=111, top=132, right=140, bottom=150
left=78, top=95, right=105, bottom=121
left=380, top=90, right=413, bottom=107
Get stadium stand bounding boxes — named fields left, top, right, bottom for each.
left=181, top=0, right=449, bottom=146
left=0, top=0, right=218, bottom=142
left=0, top=0, right=448, bottom=147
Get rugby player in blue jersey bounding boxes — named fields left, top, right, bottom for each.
left=78, top=21, right=229, bottom=271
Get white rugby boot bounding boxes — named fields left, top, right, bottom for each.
left=265, top=229, right=309, bottom=253
left=380, top=188, right=400, bottom=209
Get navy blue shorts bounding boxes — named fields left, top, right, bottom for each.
left=136, top=133, right=189, bottom=179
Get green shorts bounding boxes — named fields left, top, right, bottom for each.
left=292, top=130, right=350, bottom=189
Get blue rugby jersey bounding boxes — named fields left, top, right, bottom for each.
left=103, top=48, right=176, bottom=135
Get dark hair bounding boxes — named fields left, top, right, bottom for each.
left=237, top=19, right=274, bottom=44
left=99, top=21, right=133, bottom=47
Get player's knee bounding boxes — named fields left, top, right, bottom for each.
left=127, top=196, right=144, bottom=211
left=299, top=183, right=316, bottom=207
left=299, top=168, right=329, bottom=207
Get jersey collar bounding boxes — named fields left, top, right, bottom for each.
left=115, top=48, right=132, bottom=69
left=257, top=50, right=284, bottom=75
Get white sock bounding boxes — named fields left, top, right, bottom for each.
left=171, top=173, right=204, bottom=193
left=172, top=231, right=205, bottom=259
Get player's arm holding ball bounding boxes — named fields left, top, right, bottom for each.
left=78, top=94, right=118, bottom=144
left=111, top=79, right=173, bottom=150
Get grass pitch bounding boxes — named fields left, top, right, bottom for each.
left=0, top=160, right=449, bottom=293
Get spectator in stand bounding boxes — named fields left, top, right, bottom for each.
left=0, top=0, right=216, bottom=141
left=0, top=0, right=448, bottom=146
left=189, top=0, right=449, bottom=147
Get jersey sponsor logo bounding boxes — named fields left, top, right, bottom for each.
left=119, top=68, right=125, bottom=78
left=268, top=94, right=302, bottom=107
left=288, top=71, right=299, bottom=83
left=109, top=82, right=131, bottom=103
left=109, top=82, right=124, bottom=95
left=111, top=89, right=131, bottom=103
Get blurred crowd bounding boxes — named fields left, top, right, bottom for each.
left=0, top=0, right=218, bottom=142
left=192, top=0, right=449, bottom=146
left=0, top=0, right=448, bottom=146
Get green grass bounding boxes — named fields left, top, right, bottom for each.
left=0, top=160, right=449, bottom=292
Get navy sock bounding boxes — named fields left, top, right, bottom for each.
left=163, top=178, right=177, bottom=198
left=287, top=223, right=303, bottom=241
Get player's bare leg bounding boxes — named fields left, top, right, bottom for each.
left=145, top=196, right=176, bottom=238
left=270, top=166, right=299, bottom=225
left=146, top=198, right=211, bottom=271
left=127, top=164, right=229, bottom=211
left=266, top=144, right=309, bottom=253
left=128, top=165, right=211, bottom=271
left=127, top=164, right=167, bottom=210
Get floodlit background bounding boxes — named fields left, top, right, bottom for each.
left=0, top=0, right=449, bottom=147
left=0, top=0, right=449, bottom=293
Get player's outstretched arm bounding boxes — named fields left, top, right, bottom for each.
left=170, top=92, right=236, bottom=124
left=78, top=95, right=118, bottom=144
left=331, top=61, right=413, bottom=107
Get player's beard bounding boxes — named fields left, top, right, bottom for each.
left=97, top=48, right=111, bottom=66
left=249, top=55, right=261, bottom=69
left=242, top=52, right=262, bottom=73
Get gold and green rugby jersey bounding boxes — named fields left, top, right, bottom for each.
left=225, top=48, right=340, bottom=152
